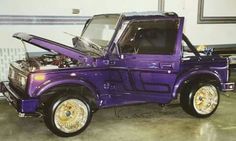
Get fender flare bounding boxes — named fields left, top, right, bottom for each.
left=32, top=78, right=99, bottom=100
left=172, top=70, right=222, bottom=98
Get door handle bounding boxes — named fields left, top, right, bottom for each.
left=121, top=54, right=136, bottom=60
left=161, top=64, right=173, bottom=69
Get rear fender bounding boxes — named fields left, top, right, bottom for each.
left=172, top=70, right=222, bottom=98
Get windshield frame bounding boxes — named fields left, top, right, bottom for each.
left=80, top=14, right=122, bottom=51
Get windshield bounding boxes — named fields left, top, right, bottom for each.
left=81, top=14, right=120, bottom=48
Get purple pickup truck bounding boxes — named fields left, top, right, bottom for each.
left=0, top=12, right=235, bottom=137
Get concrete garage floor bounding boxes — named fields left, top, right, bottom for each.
left=1, top=71, right=236, bottom=141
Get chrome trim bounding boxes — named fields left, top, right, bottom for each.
left=221, top=82, right=235, bottom=91
left=2, top=81, right=20, bottom=100
left=227, top=58, right=229, bottom=82
left=18, top=112, right=42, bottom=118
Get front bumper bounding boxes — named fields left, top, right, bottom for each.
left=0, top=81, right=39, bottom=113
left=221, top=82, right=235, bottom=91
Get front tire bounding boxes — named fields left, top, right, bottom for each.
left=180, top=83, right=220, bottom=118
left=44, top=94, right=92, bottom=137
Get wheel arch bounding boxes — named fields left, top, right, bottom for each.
left=173, top=70, right=222, bottom=98
left=35, top=79, right=100, bottom=111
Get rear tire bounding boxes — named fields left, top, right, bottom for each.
left=43, top=94, right=92, bottom=137
left=180, top=83, right=220, bottom=118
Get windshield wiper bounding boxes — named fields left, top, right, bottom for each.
left=64, top=32, right=105, bottom=56
left=73, top=36, right=105, bottom=56
left=80, top=37, right=105, bottom=55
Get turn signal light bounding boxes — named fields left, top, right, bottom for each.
left=34, top=74, right=45, bottom=81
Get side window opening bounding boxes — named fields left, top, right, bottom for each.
left=118, top=19, right=179, bottom=55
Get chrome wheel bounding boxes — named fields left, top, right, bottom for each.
left=54, top=99, right=89, bottom=133
left=193, top=85, right=219, bottom=115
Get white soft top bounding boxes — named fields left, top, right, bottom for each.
left=122, top=11, right=166, bottom=17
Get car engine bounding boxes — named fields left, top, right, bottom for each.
left=18, top=53, right=79, bottom=72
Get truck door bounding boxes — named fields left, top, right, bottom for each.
left=113, top=18, right=184, bottom=97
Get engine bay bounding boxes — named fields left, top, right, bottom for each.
left=18, top=53, right=80, bottom=72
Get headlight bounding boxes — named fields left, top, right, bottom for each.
left=29, top=66, right=37, bottom=72
left=20, top=76, right=27, bottom=86
left=18, top=74, right=27, bottom=88
left=8, top=65, right=28, bottom=89
left=9, top=66, right=15, bottom=79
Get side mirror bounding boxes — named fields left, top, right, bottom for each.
left=72, top=37, right=86, bottom=49
left=72, top=36, right=79, bottom=46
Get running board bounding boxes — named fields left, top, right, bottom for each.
left=18, top=112, right=42, bottom=118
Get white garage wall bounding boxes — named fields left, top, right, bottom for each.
left=0, top=0, right=159, bottom=49
left=2, top=0, right=235, bottom=49
left=165, top=0, right=236, bottom=45
left=0, top=25, right=84, bottom=50
left=0, top=0, right=158, bottom=16
left=204, top=0, right=236, bottom=16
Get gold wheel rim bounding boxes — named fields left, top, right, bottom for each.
left=54, top=99, right=88, bottom=133
left=193, top=85, right=218, bottom=115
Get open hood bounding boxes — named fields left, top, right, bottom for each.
left=13, top=32, right=93, bottom=62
